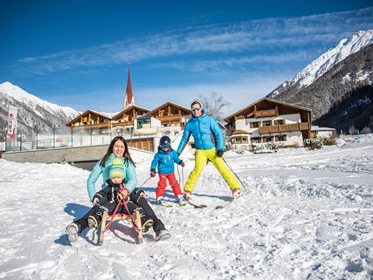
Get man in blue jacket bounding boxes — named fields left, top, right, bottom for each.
left=177, top=101, right=241, bottom=199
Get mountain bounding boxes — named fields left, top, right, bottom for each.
left=0, top=81, right=80, bottom=141
left=267, top=30, right=373, bottom=132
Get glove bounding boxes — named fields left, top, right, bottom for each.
left=216, top=150, right=224, bottom=157
left=136, top=189, right=145, bottom=197
left=150, top=169, right=156, bottom=177
left=180, top=160, right=185, bottom=167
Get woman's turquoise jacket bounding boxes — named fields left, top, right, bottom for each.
left=86, top=153, right=137, bottom=201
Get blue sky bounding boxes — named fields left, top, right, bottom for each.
left=1, top=0, right=373, bottom=115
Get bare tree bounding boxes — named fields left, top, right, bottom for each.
left=362, top=126, right=371, bottom=134
left=197, top=92, right=231, bottom=122
left=349, top=125, right=359, bottom=135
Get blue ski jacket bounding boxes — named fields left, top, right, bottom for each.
left=177, top=109, right=224, bottom=154
left=150, top=147, right=182, bottom=174
left=86, top=153, right=137, bottom=201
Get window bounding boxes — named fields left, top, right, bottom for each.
left=263, top=136, right=273, bottom=142
left=275, top=135, right=287, bottom=141
left=232, top=137, right=248, bottom=144
left=274, top=119, right=284, bottom=125
left=264, top=121, right=271, bottom=126
left=137, top=117, right=151, bottom=129
left=250, top=122, right=260, bottom=128
left=251, top=137, right=261, bottom=143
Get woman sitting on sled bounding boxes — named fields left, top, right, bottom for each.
left=66, top=136, right=171, bottom=243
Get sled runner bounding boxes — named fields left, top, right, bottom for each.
left=98, top=209, right=143, bottom=245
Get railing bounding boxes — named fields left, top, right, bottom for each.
left=255, top=109, right=276, bottom=118
left=3, top=126, right=156, bottom=152
left=258, top=122, right=310, bottom=134
left=72, top=123, right=110, bottom=129
left=157, top=115, right=182, bottom=122
left=112, top=121, right=134, bottom=127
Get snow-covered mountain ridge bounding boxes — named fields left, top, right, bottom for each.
left=0, top=81, right=80, bottom=138
left=268, top=30, right=373, bottom=98
left=0, top=81, right=79, bottom=118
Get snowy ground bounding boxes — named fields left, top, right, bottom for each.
left=1, top=134, right=373, bottom=280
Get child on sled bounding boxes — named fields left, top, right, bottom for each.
left=150, top=136, right=185, bottom=205
left=66, top=157, right=171, bottom=243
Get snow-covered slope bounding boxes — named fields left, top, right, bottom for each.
left=1, top=134, right=372, bottom=279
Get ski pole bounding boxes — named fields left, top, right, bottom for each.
left=139, top=176, right=152, bottom=188
left=181, top=165, right=184, bottom=187
left=223, top=158, right=247, bottom=191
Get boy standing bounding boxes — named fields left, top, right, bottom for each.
left=150, top=136, right=185, bottom=205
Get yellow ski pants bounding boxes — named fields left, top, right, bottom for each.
left=184, top=148, right=240, bottom=193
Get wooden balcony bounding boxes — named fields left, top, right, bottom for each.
left=255, top=109, right=277, bottom=118
left=258, top=122, right=310, bottom=134
left=157, top=115, right=182, bottom=122
left=112, top=121, right=134, bottom=127
left=72, top=122, right=110, bottom=130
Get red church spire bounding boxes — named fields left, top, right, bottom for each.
left=126, top=63, right=133, bottom=104
left=122, top=62, right=135, bottom=110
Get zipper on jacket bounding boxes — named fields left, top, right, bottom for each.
left=197, top=118, right=207, bottom=150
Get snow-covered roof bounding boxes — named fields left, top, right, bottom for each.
left=311, top=125, right=336, bottom=131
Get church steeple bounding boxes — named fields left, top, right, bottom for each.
left=122, top=62, right=135, bottom=110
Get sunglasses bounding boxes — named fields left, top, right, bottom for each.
left=113, top=136, right=125, bottom=141
left=191, top=108, right=201, bottom=112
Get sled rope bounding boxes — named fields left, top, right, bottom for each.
left=106, top=183, right=137, bottom=230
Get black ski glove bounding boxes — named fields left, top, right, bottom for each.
left=216, top=150, right=224, bottom=157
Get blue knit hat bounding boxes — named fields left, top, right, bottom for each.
left=110, top=157, right=125, bottom=180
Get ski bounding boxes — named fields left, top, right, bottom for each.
left=157, top=203, right=173, bottom=208
left=184, top=199, right=207, bottom=208
left=156, top=201, right=187, bottom=207
left=215, top=192, right=245, bottom=210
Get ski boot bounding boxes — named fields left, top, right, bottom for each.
left=232, top=188, right=241, bottom=199
left=156, top=197, right=165, bottom=205
left=183, top=191, right=192, bottom=200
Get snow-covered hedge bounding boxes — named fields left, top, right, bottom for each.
left=252, top=142, right=278, bottom=154
left=304, top=138, right=323, bottom=150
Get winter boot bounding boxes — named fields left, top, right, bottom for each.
left=153, top=219, right=171, bottom=241
left=141, top=216, right=154, bottom=233
left=232, top=188, right=241, bottom=199
left=87, top=215, right=99, bottom=229
left=176, top=194, right=183, bottom=202
left=66, top=222, right=81, bottom=243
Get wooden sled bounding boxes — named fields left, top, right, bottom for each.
left=98, top=209, right=143, bottom=245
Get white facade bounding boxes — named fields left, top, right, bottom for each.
left=233, top=113, right=304, bottom=148
left=311, top=126, right=337, bottom=139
